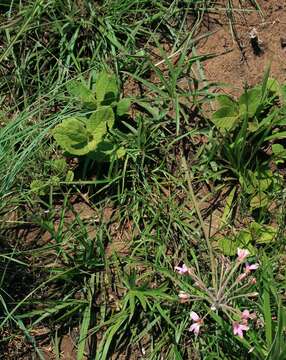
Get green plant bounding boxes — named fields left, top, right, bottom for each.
left=52, top=70, right=130, bottom=161
left=209, top=75, right=286, bottom=210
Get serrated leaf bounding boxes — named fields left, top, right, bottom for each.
left=96, top=71, right=118, bottom=106
left=117, top=98, right=131, bottom=116
left=66, top=81, right=96, bottom=108
left=30, top=180, right=48, bottom=196
left=211, top=106, right=239, bottom=131
left=50, top=176, right=60, bottom=187
left=50, top=159, right=67, bottom=175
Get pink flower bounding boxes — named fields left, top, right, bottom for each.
left=237, top=248, right=250, bottom=262
left=250, top=277, right=257, bottom=285
left=178, top=291, right=190, bottom=303
left=189, top=311, right=203, bottom=335
left=241, top=310, right=251, bottom=320
left=241, top=310, right=256, bottom=322
left=175, top=263, right=190, bottom=275
left=233, top=322, right=249, bottom=338
left=245, top=263, right=259, bottom=273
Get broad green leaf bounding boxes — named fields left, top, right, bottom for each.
left=211, top=106, right=239, bottom=131
left=96, top=71, right=118, bottom=105
left=66, top=81, right=96, bottom=108
left=52, top=112, right=112, bottom=156
left=217, top=237, right=238, bottom=256
left=87, top=106, right=115, bottom=132
left=236, top=229, right=252, bottom=246
left=88, top=141, right=125, bottom=162
left=239, top=87, right=262, bottom=118
left=252, top=170, right=272, bottom=192
left=117, top=98, right=131, bottom=116
left=272, top=144, right=285, bottom=154
left=266, top=78, right=281, bottom=97
left=216, top=94, right=238, bottom=109
left=249, top=222, right=277, bottom=244
left=250, top=191, right=268, bottom=209
left=272, top=144, right=286, bottom=159
left=52, top=117, right=90, bottom=156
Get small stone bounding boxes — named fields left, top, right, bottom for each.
left=280, top=37, right=286, bottom=49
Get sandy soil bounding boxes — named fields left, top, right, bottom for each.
left=198, top=0, right=286, bottom=95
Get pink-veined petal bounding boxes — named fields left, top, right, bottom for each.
left=237, top=248, right=250, bottom=262
left=189, top=322, right=201, bottom=335
left=190, top=311, right=200, bottom=322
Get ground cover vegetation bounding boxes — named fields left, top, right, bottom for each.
left=0, top=0, right=286, bottom=359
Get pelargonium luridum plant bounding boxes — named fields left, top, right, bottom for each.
left=175, top=248, right=259, bottom=338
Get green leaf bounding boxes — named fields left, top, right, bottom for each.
left=266, top=131, right=286, bottom=141
left=65, top=170, right=74, bottom=182
left=52, top=111, right=113, bottom=156
left=88, top=141, right=125, bottom=162
left=50, top=159, right=67, bottom=175
left=266, top=78, right=281, bottom=97
left=52, top=117, right=90, bottom=156
left=250, top=191, right=268, bottom=209
left=249, top=222, right=277, bottom=244
left=220, top=186, right=236, bottom=227
left=272, top=144, right=286, bottom=156
left=236, top=229, right=252, bottom=246
left=66, top=81, right=96, bottom=108
left=217, top=237, right=238, bottom=256
left=30, top=180, right=48, bottom=196
left=116, top=98, right=131, bottom=116
left=216, top=94, right=238, bottom=109
left=263, top=286, right=272, bottom=350
left=239, top=87, right=262, bottom=118
left=87, top=106, right=115, bottom=132
left=96, top=71, right=118, bottom=106
left=252, top=170, right=272, bottom=192
left=211, top=106, right=239, bottom=131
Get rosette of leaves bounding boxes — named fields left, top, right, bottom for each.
left=52, top=71, right=130, bottom=161
left=211, top=78, right=282, bottom=133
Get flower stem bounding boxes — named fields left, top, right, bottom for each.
left=182, top=156, right=216, bottom=290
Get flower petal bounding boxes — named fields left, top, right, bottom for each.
left=237, top=248, right=250, bottom=262
left=189, top=322, right=200, bottom=335
left=190, top=311, right=200, bottom=322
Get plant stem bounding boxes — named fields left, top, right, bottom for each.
left=181, top=156, right=216, bottom=290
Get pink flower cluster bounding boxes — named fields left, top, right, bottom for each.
left=233, top=310, right=256, bottom=338
left=175, top=248, right=259, bottom=338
